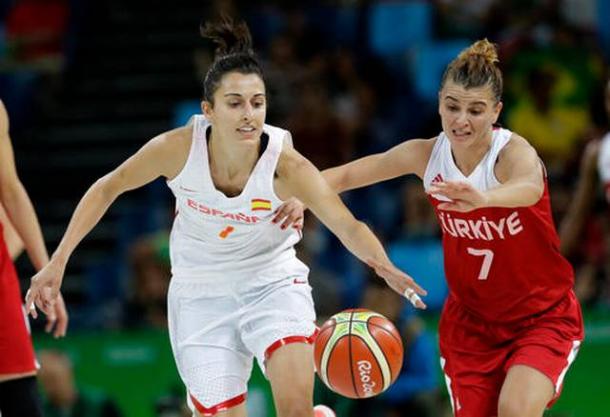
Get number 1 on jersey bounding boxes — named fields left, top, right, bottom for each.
left=467, top=247, right=494, bottom=280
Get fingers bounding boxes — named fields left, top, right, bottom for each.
left=429, top=181, right=470, bottom=198
left=45, top=312, right=57, bottom=334
left=366, top=258, right=427, bottom=295
left=25, top=289, right=38, bottom=319
left=53, top=296, right=68, bottom=338
left=272, top=201, right=304, bottom=230
left=437, top=202, right=469, bottom=212
left=403, top=287, right=427, bottom=309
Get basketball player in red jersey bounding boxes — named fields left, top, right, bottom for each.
left=0, top=101, right=68, bottom=416
left=316, top=40, right=584, bottom=417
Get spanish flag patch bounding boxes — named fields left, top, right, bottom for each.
left=251, top=198, right=272, bottom=211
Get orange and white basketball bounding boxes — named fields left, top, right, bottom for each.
left=313, top=309, right=404, bottom=399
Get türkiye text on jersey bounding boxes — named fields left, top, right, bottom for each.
left=438, top=211, right=523, bottom=240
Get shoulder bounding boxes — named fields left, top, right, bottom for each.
left=145, top=125, right=193, bottom=179
left=499, top=133, right=539, bottom=162
left=150, top=125, right=192, bottom=153
left=264, top=123, right=293, bottom=148
left=495, top=132, right=543, bottom=181
left=393, top=136, right=438, bottom=178
left=276, top=146, right=309, bottom=177
left=387, top=137, right=438, bottom=160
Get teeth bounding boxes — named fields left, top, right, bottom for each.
left=239, top=127, right=255, bottom=132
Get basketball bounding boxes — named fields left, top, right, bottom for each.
left=313, top=308, right=404, bottom=399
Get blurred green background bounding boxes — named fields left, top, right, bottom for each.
left=37, top=309, right=610, bottom=417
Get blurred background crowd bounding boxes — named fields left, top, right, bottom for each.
left=1, top=0, right=609, bottom=416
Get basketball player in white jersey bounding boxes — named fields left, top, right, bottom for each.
left=312, top=40, right=584, bottom=417
left=25, top=17, right=426, bottom=417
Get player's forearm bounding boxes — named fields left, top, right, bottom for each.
left=334, top=220, right=390, bottom=266
left=485, top=181, right=543, bottom=208
left=323, top=153, right=399, bottom=194
left=52, top=177, right=120, bottom=266
left=322, top=166, right=350, bottom=193
left=0, top=205, right=24, bottom=259
left=559, top=175, right=596, bottom=255
left=1, top=182, right=48, bottom=270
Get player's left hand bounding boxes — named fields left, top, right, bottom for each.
left=428, top=181, right=489, bottom=212
left=366, top=258, right=427, bottom=309
left=272, top=197, right=304, bottom=230
left=44, top=293, right=68, bottom=338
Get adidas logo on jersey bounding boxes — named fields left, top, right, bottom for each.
left=438, top=211, right=524, bottom=241
left=432, top=173, right=444, bottom=184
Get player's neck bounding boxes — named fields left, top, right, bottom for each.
left=208, top=131, right=260, bottom=180
left=451, top=130, right=493, bottom=176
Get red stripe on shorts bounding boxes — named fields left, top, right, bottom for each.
left=190, top=392, right=246, bottom=416
left=264, top=328, right=319, bottom=362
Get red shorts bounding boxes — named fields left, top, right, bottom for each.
left=439, top=291, right=584, bottom=417
left=0, top=250, right=37, bottom=376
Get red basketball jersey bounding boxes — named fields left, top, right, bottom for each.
left=0, top=222, right=38, bottom=375
left=423, top=129, right=574, bottom=322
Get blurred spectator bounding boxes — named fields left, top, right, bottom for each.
left=122, top=232, right=171, bottom=329
left=434, top=0, right=498, bottom=38
left=388, top=181, right=447, bottom=312
left=287, top=79, right=352, bottom=170
left=263, top=33, right=306, bottom=124
left=506, top=65, right=590, bottom=171
left=4, top=0, right=69, bottom=71
left=501, top=7, right=604, bottom=171
left=38, top=350, right=124, bottom=417
left=560, top=77, right=610, bottom=307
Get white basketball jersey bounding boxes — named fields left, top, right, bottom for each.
left=423, top=128, right=512, bottom=193
left=166, top=115, right=306, bottom=279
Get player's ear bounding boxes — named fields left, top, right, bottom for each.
left=492, top=101, right=503, bottom=124
left=202, top=101, right=214, bottom=120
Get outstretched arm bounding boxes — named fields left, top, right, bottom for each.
left=323, top=139, right=433, bottom=193
left=273, top=137, right=433, bottom=227
left=559, top=140, right=600, bottom=256
left=276, top=148, right=427, bottom=308
left=0, top=101, right=48, bottom=271
left=26, top=127, right=190, bottom=315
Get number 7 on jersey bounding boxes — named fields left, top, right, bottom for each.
left=467, top=247, right=494, bottom=280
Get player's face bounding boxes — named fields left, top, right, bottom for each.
left=438, top=81, right=502, bottom=147
left=202, top=72, right=267, bottom=144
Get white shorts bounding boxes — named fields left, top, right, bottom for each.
left=167, top=265, right=316, bottom=415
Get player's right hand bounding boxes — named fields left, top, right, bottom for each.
left=272, top=197, right=304, bottom=230
left=44, top=293, right=69, bottom=338
left=366, top=258, right=427, bottom=309
left=25, top=259, right=65, bottom=319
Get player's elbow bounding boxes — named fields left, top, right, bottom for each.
left=0, top=176, right=25, bottom=205
left=94, top=172, right=124, bottom=202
